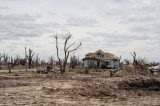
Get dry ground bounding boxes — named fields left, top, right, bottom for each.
left=0, top=69, right=160, bottom=106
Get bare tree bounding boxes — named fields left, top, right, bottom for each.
left=35, top=53, right=40, bottom=67
left=7, top=55, right=20, bottom=68
left=2, top=52, right=12, bottom=73
left=13, top=55, right=21, bottom=66
left=25, top=46, right=27, bottom=71
left=0, top=53, right=3, bottom=69
left=148, top=62, right=159, bottom=67
left=124, top=59, right=130, bottom=65
left=116, top=55, right=122, bottom=62
left=55, top=33, right=81, bottom=74
left=130, top=51, right=146, bottom=74
left=26, top=48, right=35, bottom=69
left=130, top=52, right=139, bottom=69
left=48, top=56, right=54, bottom=68
left=130, top=51, right=159, bottom=75
left=3, top=51, right=8, bottom=65
left=70, top=55, right=78, bottom=69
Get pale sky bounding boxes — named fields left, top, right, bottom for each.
left=0, top=0, right=160, bottom=62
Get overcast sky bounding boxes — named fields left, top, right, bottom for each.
left=0, top=0, right=160, bottom=62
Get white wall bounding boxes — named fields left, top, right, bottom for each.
left=84, top=60, right=119, bottom=69
left=114, top=61, right=120, bottom=69
left=83, top=60, right=97, bottom=68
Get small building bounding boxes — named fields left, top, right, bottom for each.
left=82, top=49, right=120, bottom=69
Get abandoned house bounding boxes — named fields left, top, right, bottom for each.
left=82, top=49, right=120, bottom=69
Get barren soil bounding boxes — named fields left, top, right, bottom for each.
left=0, top=69, right=160, bottom=106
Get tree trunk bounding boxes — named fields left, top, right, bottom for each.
left=29, top=59, right=31, bottom=69
left=8, top=64, right=11, bottom=73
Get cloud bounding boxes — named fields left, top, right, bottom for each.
left=0, top=14, right=35, bottom=21
left=0, top=14, right=58, bottom=41
left=100, top=0, right=160, bottom=53
left=87, top=32, right=151, bottom=42
left=129, top=25, right=160, bottom=36
left=0, top=6, right=10, bottom=10
left=66, top=17, right=99, bottom=27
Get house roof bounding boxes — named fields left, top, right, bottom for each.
left=82, top=57, right=97, bottom=60
left=84, top=49, right=118, bottom=60
left=95, top=49, right=104, bottom=54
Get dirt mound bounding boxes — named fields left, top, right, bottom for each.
left=119, top=78, right=160, bottom=91
left=63, top=81, right=118, bottom=99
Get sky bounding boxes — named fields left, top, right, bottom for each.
left=0, top=0, right=160, bottom=62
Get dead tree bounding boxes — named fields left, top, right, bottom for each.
left=7, top=55, right=20, bottom=68
left=0, top=53, right=3, bottom=69
left=116, top=55, right=122, bottom=62
left=35, top=53, right=40, bottom=67
left=25, top=47, right=27, bottom=71
left=2, top=52, right=12, bottom=73
left=3, top=52, right=8, bottom=64
left=130, top=52, right=138, bottom=68
left=70, top=55, right=78, bottom=69
left=130, top=51, right=159, bottom=75
left=13, top=55, right=21, bottom=66
left=26, top=48, right=35, bottom=69
left=55, top=33, right=81, bottom=74
left=124, top=59, right=130, bottom=65
left=48, top=56, right=54, bottom=68
left=130, top=51, right=145, bottom=74
left=148, top=62, right=159, bottom=67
